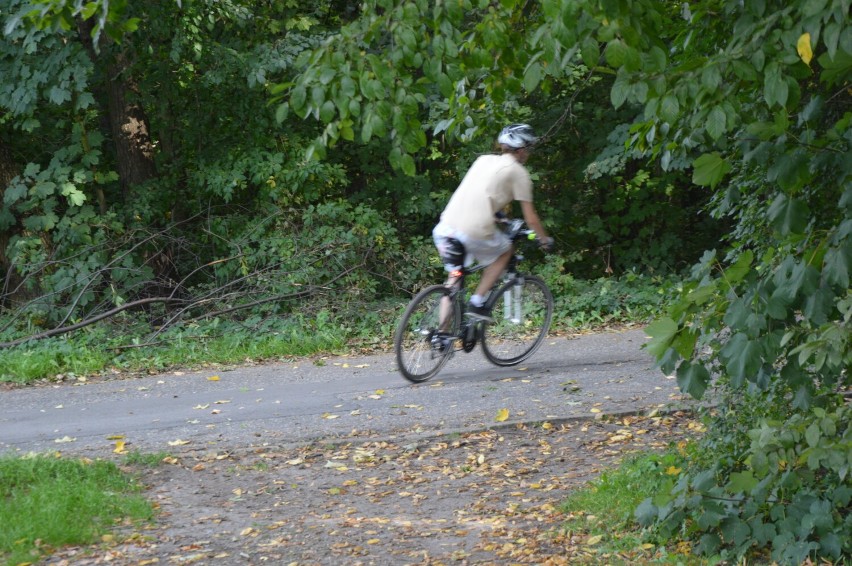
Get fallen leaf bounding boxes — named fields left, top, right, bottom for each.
left=113, top=440, right=127, bottom=454
left=665, top=466, right=682, bottom=475
left=590, top=408, right=602, bottom=413
left=495, top=408, right=510, bottom=422
left=207, top=375, right=220, bottom=381
left=168, top=439, right=191, bottom=446
left=193, top=404, right=210, bottom=410
left=586, top=534, right=603, bottom=545
left=214, top=399, right=231, bottom=404
left=54, top=436, right=76, bottom=443
left=106, top=434, right=125, bottom=440
left=322, top=413, right=339, bottom=419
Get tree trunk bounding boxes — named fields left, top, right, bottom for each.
left=78, top=20, right=158, bottom=198
left=0, top=136, right=25, bottom=306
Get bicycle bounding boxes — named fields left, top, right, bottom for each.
left=394, top=219, right=554, bottom=383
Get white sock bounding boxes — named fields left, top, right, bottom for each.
left=470, top=294, right=485, bottom=307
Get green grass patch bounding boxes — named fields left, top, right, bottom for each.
left=122, top=450, right=171, bottom=467
left=0, top=273, right=677, bottom=384
left=0, top=315, right=349, bottom=385
left=0, top=455, right=154, bottom=565
left=559, top=449, right=704, bottom=564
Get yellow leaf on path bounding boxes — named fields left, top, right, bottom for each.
left=541, top=422, right=553, bottom=430
left=375, top=389, right=385, bottom=395
left=322, top=413, right=339, bottom=419
left=113, top=440, right=127, bottom=454
left=586, top=535, right=603, bottom=546
left=214, top=399, right=231, bottom=404
left=168, top=439, right=190, bottom=446
left=367, top=539, right=380, bottom=545
left=54, top=436, right=76, bottom=443
left=797, top=33, right=813, bottom=65
left=590, top=408, right=602, bottom=413
left=495, top=408, right=510, bottom=422
left=193, top=404, right=209, bottom=410
left=207, top=375, right=220, bottom=381
left=106, top=434, right=125, bottom=440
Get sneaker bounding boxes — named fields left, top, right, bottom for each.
left=465, top=303, right=494, bottom=323
left=431, top=332, right=454, bottom=352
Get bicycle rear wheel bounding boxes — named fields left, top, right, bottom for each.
left=481, top=275, right=553, bottom=366
left=394, top=285, right=461, bottom=383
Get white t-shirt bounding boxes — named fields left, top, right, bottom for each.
left=439, top=153, right=533, bottom=240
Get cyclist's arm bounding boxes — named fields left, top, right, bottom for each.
left=519, top=200, right=549, bottom=242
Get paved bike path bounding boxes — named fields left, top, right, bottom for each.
left=0, top=328, right=687, bottom=457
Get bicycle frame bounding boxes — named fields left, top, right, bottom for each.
left=440, top=223, right=530, bottom=351
left=394, top=219, right=552, bottom=382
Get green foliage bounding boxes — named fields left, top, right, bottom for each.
left=560, top=448, right=697, bottom=563
left=637, top=400, right=851, bottom=564
left=0, top=455, right=153, bottom=565
left=537, top=256, right=678, bottom=329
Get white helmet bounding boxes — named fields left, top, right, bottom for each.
left=497, top=123, right=537, bottom=149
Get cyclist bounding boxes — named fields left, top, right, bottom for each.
left=432, top=123, right=553, bottom=322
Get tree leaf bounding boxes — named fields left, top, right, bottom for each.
left=706, top=105, right=727, bottom=140
left=604, top=39, right=627, bottom=67
left=676, top=360, right=709, bottom=398
left=644, top=317, right=678, bottom=359
left=659, top=93, right=680, bottom=123
left=523, top=61, right=543, bottom=92
left=581, top=36, right=599, bottom=67
left=727, top=470, right=758, bottom=493
left=495, top=408, right=509, bottom=422
left=610, top=77, right=631, bottom=109
left=797, top=33, right=813, bottom=65
left=767, top=193, right=809, bottom=235
left=692, top=152, right=731, bottom=188
left=610, top=77, right=630, bottom=109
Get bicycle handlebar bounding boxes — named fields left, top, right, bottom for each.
left=503, top=218, right=553, bottom=251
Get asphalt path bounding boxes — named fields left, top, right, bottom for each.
left=0, top=328, right=686, bottom=457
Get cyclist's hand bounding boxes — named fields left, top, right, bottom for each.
left=539, top=236, right=555, bottom=252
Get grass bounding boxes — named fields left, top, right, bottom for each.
left=0, top=318, right=348, bottom=385
left=0, top=273, right=673, bottom=385
left=0, top=455, right=154, bottom=565
left=558, top=450, right=704, bottom=565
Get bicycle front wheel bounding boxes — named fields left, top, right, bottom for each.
left=481, top=275, right=553, bottom=366
left=394, top=285, right=461, bottom=383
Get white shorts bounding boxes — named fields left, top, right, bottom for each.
left=432, top=222, right=512, bottom=272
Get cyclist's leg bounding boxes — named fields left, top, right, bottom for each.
left=433, top=230, right=467, bottom=331
left=439, top=275, right=460, bottom=331
left=465, top=231, right=513, bottom=301
left=473, top=248, right=512, bottom=299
